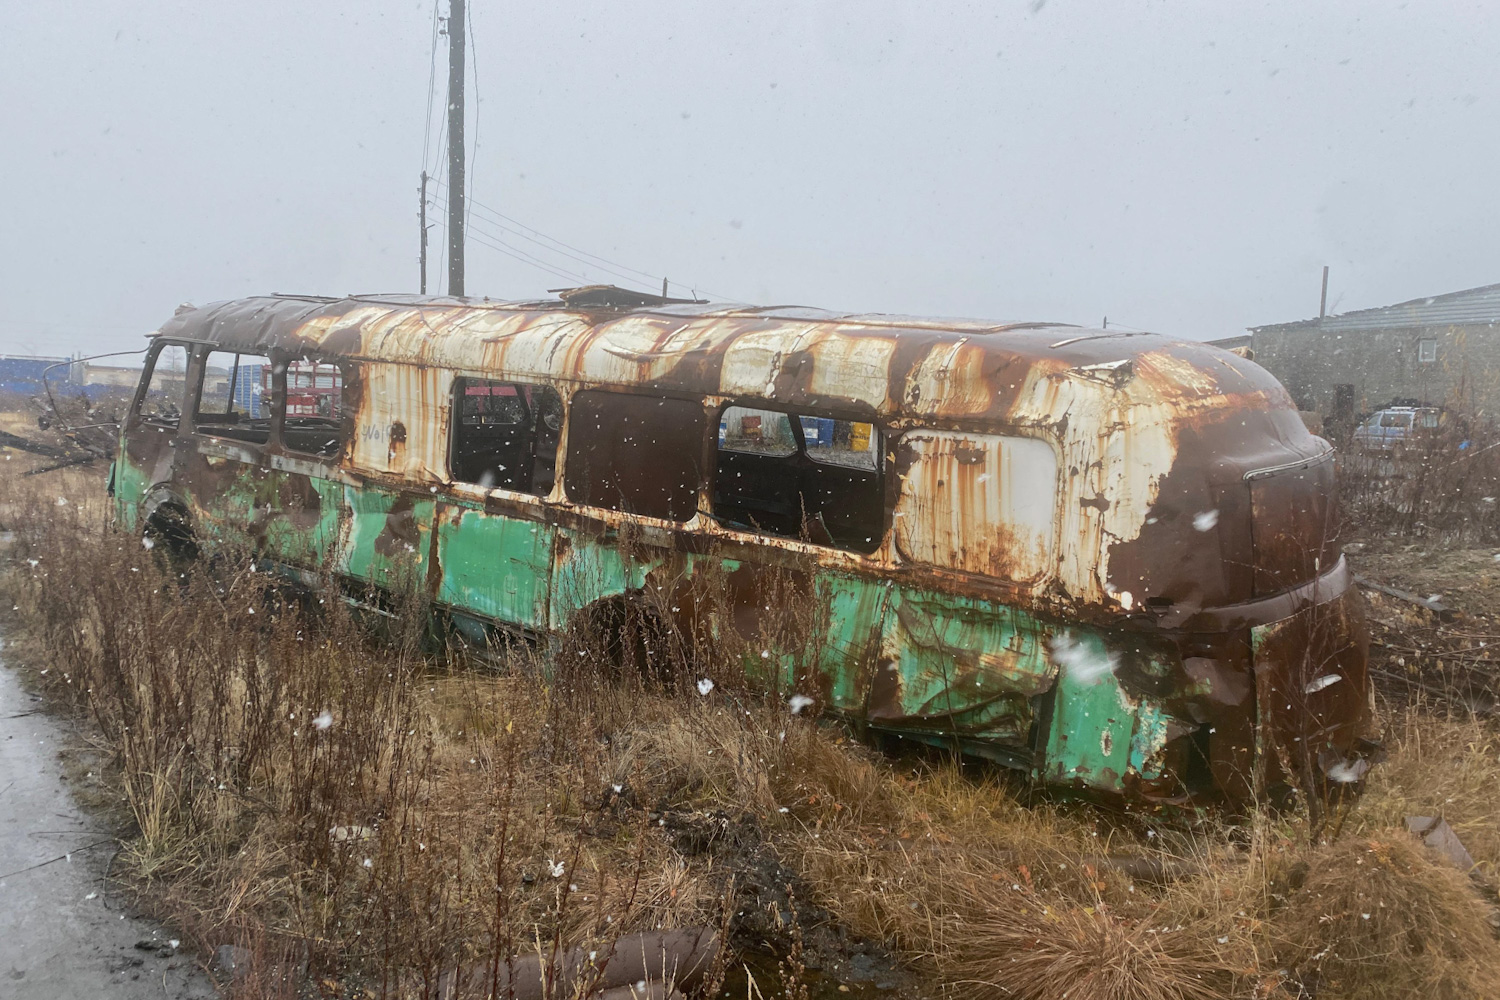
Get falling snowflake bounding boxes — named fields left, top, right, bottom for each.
left=1192, top=510, right=1219, bottom=532
left=1326, top=758, right=1369, bottom=783
left=788, top=694, right=815, bottom=715
left=312, top=710, right=334, bottom=731
left=696, top=678, right=715, bottom=696
left=1049, top=632, right=1117, bottom=684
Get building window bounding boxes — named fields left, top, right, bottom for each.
left=450, top=378, right=562, bottom=496
left=1418, top=338, right=1437, bottom=363
left=565, top=390, right=704, bottom=521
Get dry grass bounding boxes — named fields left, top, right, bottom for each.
left=3, top=462, right=1500, bottom=999
left=942, top=899, right=1232, bottom=1000
left=1354, top=707, right=1500, bottom=874
left=1272, top=834, right=1500, bottom=1000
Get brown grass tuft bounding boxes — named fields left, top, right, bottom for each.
left=1274, top=833, right=1500, bottom=1000
left=943, top=890, right=1234, bottom=1000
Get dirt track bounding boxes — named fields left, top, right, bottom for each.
left=0, top=657, right=214, bottom=999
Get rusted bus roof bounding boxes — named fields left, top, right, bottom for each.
left=156, top=294, right=1310, bottom=616
left=155, top=294, right=1291, bottom=426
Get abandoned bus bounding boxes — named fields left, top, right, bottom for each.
left=110, top=287, right=1373, bottom=803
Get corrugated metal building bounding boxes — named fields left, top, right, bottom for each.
left=0, top=355, right=70, bottom=396
left=1249, top=283, right=1500, bottom=423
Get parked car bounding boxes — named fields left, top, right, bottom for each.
left=1351, top=406, right=1441, bottom=451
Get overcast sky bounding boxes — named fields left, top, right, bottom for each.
left=1, top=1, right=1496, bottom=356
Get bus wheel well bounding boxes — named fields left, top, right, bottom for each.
left=561, top=595, right=683, bottom=689
left=142, top=500, right=198, bottom=564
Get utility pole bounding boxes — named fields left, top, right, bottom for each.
left=1319, top=265, right=1329, bottom=320
left=446, top=0, right=466, bottom=297
left=418, top=171, right=429, bottom=295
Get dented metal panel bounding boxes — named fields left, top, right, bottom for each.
left=340, top=487, right=435, bottom=591
left=111, top=289, right=1375, bottom=804
left=1041, top=631, right=1186, bottom=794
left=871, top=588, right=1054, bottom=745
left=434, top=502, right=554, bottom=629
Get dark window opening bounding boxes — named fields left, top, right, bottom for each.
left=565, top=390, right=704, bottom=522
left=713, top=405, right=884, bottom=553
left=135, top=343, right=190, bottom=429
left=282, top=358, right=353, bottom=459
left=450, top=378, right=562, bottom=496
left=195, top=350, right=272, bottom=445
left=1332, top=383, right=1355, bottom=423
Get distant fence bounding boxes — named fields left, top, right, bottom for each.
left=1339, top=418, right=1500, bottom=543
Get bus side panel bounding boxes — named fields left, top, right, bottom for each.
left=701, top=560, right=885, bottom=712
left=340, top=486, right=436, bottom=594
left=260, top=470, right=345, bottom=571
left=809, top=570, right=888, bottom=714
left=547, top=520, right=686, bottom=639
left=117, top=416, right=185, bottom=531
left=433, top=501, right=554, bottom=631
left=175, top=445, right=270, bottom=553
left=1037, top=629, right=1192, bottom=796
left=112, top=447, right=152, bottom=532
left=544, top=526, right=886, bottom=711
left=868, top=587, right=1054, bottom=747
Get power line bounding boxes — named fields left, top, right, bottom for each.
left=420, top=0, right=441, bottom=179
left=430, top=192, right=662, bottom=293
left=425, top=166, right=746, bottom=302
left=429, top=193, right=611, bottom=287
left=431, top=180, right=749, bottom=302
left=433, top=175, right=663, bottom=286
left=431, top=198, right=638, bottom=289
left=415, top=6, right=747, bottom=303
left=464, top=228, right=597, bottom=287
